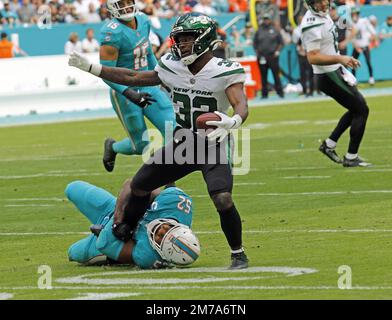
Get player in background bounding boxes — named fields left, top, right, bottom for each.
left=99, top=0, right=175, bottom=172
left=66, top=179, right=199, bottom=269
left=69, top=13, right=249, bottom=269
left=301, top=0, right=371, bottom=167
left=350, top=6, right=376, bottom=85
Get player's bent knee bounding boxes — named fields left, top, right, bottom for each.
left=68, top=242, right=86, bottom=263
left=64, top=180, right=85, bottom=201
left=211, top=192, right=233, bottom=211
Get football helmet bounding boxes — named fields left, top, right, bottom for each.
left=107, top=0, right=137, bottom=21
left=170, top=12, right=220, bottom=66
left=147, top=219, right=200, bottom=266
left=304, top=0, right=330, bottom=17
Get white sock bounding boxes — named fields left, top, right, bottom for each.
left=325, top=138, right=337, bottom=149
left=231, top=248, right=244, bottom=254
left=345, top=153, right=357, bottom=160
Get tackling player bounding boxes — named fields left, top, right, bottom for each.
left=66, top=179, right=200, bottom=269
left=99, top=0, right=175, bottom=172
left=69, top=13, right=249, bottom=269
left=301, top=0, right=371, bottom=167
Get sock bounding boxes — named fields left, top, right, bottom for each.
left=217, top=205, right=243, bottom=251
left=231, top=248, right=244, bottom=254
left=325, top=138, right=337, bottom=149
left=113, top=138, right=135, bottom=155
left=123, top=192, right=151, bottom=231
left=345, top=153, right=357, bottom=160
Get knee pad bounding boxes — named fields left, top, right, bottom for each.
left=211, top=192, right=233, bottom=212
left=64, top=180, right=85, bottom=201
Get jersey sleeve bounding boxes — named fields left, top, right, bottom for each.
left=99, top=24, right=122, bottom=49
left=212, top=61, right=246, bottom=89
left=154, top=54, right=178, bottom=90
left=301, top=23, right=324, bottom=51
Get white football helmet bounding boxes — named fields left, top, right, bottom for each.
left=147, top=219, right=200, bottom=266
left=106, top=0, right=138, bottom=22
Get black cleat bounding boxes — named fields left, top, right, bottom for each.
left=103, top=138, right=117, bottom=172
left=229, top=252, right=249, bottom=270
left=90, top=224, right=104, bottom=237
left=319, top=141, right=342, bottom=164
left=343, top=156, right=372, bottom=167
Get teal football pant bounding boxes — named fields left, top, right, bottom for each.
left=110, top=86, right=175, bottom=155
left=66, top=181, right=124, bottom=263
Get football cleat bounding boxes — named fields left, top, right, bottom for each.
left=90, top=224, right=104, bottom=237
left=342, top=156, right=372, bottom=167
left=103, top=138, right=117, bottom=172
left=229, top=252, right=249, bottom=270
left=319, top=141, right=342, bottom=164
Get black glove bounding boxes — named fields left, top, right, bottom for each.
left=112, top=222, right=133, bottom=242
left=123, top=88, right=156, bottom=108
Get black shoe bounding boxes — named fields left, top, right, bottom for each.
left=229, top=252, right=249, bottom=270
left=103, top=138, right=117, bottom=172
left=343, top=156, right=372, bottom=167
left=319, top=141, right=342, bottom=164
left=90, top=224, right=104, bottom=237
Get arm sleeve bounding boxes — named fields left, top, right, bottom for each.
left=224, top=66, right=246, bottom=89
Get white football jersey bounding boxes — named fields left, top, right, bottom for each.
left=352, top=18, right=376, bottom=48
left=300, top=10, right=340, bottom=74
left=155, top=53, right=246, bottom=131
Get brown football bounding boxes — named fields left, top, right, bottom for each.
left=196, top=112, right=221, bottom=130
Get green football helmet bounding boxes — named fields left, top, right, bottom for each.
left=170, top=12, right=219, bottom=66
left=304, top=0, right=330, bottom=17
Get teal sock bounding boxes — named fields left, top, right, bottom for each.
left=112, top=138, right=136, bottom=155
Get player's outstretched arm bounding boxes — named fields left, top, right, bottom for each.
left=68, top=51, right=162, bottom=87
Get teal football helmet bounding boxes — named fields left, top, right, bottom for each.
left=170, top=12, right=220, bottom=66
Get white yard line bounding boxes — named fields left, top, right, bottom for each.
left=0, top=293, right=13, bottom=300
left=281, top=176, right=331, bottom=179
left=1, top=229, right=392, bottom=237
left=4, top=204, right=55, bottom=207
left=66, top=292, right=142, bottom=300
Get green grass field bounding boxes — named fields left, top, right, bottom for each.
left=1, top=95, right=392, bottom=300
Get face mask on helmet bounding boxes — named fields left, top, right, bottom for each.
left=147, top=218, right=200, bottom=266
left=305, top=0, right=330, bottom=17
left=107, top=0, right=137, bottom=21
left=170, top=13, right=220, bottom=66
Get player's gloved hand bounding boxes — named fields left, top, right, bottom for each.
left=206, top=111, right=242, bottom=142
left=68, top=50, right=102, bottom=76
left=123, top=88, right=156, bottom=108
left=112, top=222, right=133, bottom=242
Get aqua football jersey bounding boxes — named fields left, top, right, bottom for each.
left=99, top=12, right=156, bottom=72
left=132, top=187, right=194, bottom=269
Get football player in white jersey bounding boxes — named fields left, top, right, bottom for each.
left=68, top=12, right=249, bottom=269
left=350, top=6, right=376, bottom=85
left=301, top=0, right=371, bottom=167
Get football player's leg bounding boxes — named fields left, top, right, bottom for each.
left=65, top=180, right=116, bottom=225
left=363, top=47, right=374, bottom=78
left=318, top=71, right=369, bottom=159
left=68, top=234, right=106, bottom=265
left=351, top=48, right=360, bottom=76
left=127, top=139, right=197, bottom=231
left=142, top=87, right=175, bottom=144
left=110, top=90, right=150, bottom=155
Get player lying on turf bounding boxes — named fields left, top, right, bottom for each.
left=66, top=179, right=200, bottom=269
left=68, top=12, right=249, bottom=269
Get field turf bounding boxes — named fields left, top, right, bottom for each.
left=1, top=95, right=392, bottom=300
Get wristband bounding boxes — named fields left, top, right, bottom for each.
left=89, top=64, right=102, bottom=76
left=231, top=114, right=243, bottom=129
